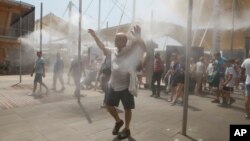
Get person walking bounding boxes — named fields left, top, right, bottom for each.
left=211, top=52, right=227, bottom=104
left=51, top=53, right=65, bottom=92
left=241, top=57, right=250, bottom=119
left=30, top=51, right=49, bottom=97
left=68, top=56, right=85, bottom=100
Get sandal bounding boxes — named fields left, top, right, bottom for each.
left=112, top=120, right=124, bottom=135
left=118, top=129, right=131, bottom=140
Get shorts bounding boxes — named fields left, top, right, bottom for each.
left=211, top=73, right=224, bottom=88
left=223, top=86, right=234, bottom=92
left=34, top=74, right=42, bottom=83
left=171, top=73, right=185, bottom=87
left=175, top=73, right=185, bottom=84
left=106, top=87, right=135, bottom=110
left=245, top=84, right=250, bottom=96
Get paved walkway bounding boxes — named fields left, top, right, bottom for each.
left=0, top=74, right=249, bottom=141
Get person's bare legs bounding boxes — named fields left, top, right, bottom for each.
left=169, top=86, right=176, bottom=101
left=40, top=82, right=49, bottom=94
left=124, top=109, right=132, bottom=129
left=245, top=96, right=250, bottom=117
left=32, top=82, right=37, bottom=94
left=106, top=105, right=121, bottom=123
left=52, top=73, right=57, bottom=90
left=172, top=84, right=184, bottom=104
left=59, top=74, right=65, bottom=90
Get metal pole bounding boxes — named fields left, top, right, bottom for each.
left=68, top=1, right=72, bottom=55
left=19, top=1, right=22, bottom=83
left=40, top=2, right=43, bottom=52
left=182, top=0, right=193, bottom=136
left=230, top=0, right=236, bottom=58
left=98, top=0, right=101, bottom=30
left=106, top=21, right=109, bottom=46
left=40, top=2, right=43, bottom=92
left=77, top=0, right=82, bottom=102
left=150, top=10, right=153, bottom=39
left=132, top=0, right=136, bottom=23
left=212, top=0, right=220, bottom=53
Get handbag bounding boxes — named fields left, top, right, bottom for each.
left=128, top=69, right=138, bottom=97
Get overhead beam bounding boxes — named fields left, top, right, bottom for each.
left=4, top=11, right=13, bottom=35
left=0, top=6, right=22, bottom=14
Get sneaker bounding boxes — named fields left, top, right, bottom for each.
left=211, top=99, right=220, bottom=103
left=171, top=102, right=176, bottom=106
left=28, top=92, right=35, bottom=96
left=112, top=120, right=124, bottom=135
left=155, top=95, right=160, bottom=98
left=219, top=103, right=228, bottom=107
left=167, top=99, right=172, bottom=102
left=34, top=94, right=43, bottom=99
left=118, top=129, right=131, bottom=140
left=150, top=94, right=155, bottom=97
left=245, top=114, right=250, bottom=119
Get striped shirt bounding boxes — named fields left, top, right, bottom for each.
left=153, top=58, right=163, bottom=72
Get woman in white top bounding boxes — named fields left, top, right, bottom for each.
left=222, top=59, right=236, bottom=106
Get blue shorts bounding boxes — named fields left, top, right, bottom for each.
left=245, top=84, right=250, bottom=96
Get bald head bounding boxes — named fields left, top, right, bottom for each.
left=115, top=32, right=127, bottom=49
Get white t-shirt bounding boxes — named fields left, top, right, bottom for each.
left=241, top=58, right=250, bottom=84
left=206, top=63, right=213, bottom=76
left=109, top=46, right=144, bottom=91
left=225, top=66, right=237, bottom=87
left=196, top=61, right=205, bottom=74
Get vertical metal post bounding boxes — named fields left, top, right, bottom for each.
left=150, top=10, right=153, bottom=39
left=98, top=0, right=101, bottom=30
left=19, top=1, right=22, bottom=83
left=132, top=0, right=136, bottom=23
left=40, top=3, right=43, bottom=52
left=106, top=21, right=109, bottom=46
left=39, top=2, right=43, bottom=92
left=68, top=1, right=72, bottom=55
left=182, top=0, right=193, bottom=136
left=230, top=0, right=236, bottom=58
left=212, top=0, right=220, bottom=53
left=77, top=0, right=82, bottom=102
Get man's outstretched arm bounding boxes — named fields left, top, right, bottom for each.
left=88, top=29, right=108, bottom=56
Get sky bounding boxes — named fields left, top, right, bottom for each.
left=21, top=0, right=183, bottom=47
left=21, top=0, right=183, bottom=29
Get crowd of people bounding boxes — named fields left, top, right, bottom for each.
left=28, top=25, right=250, bottom=140
left=150, top=51, right=250, bottom=119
